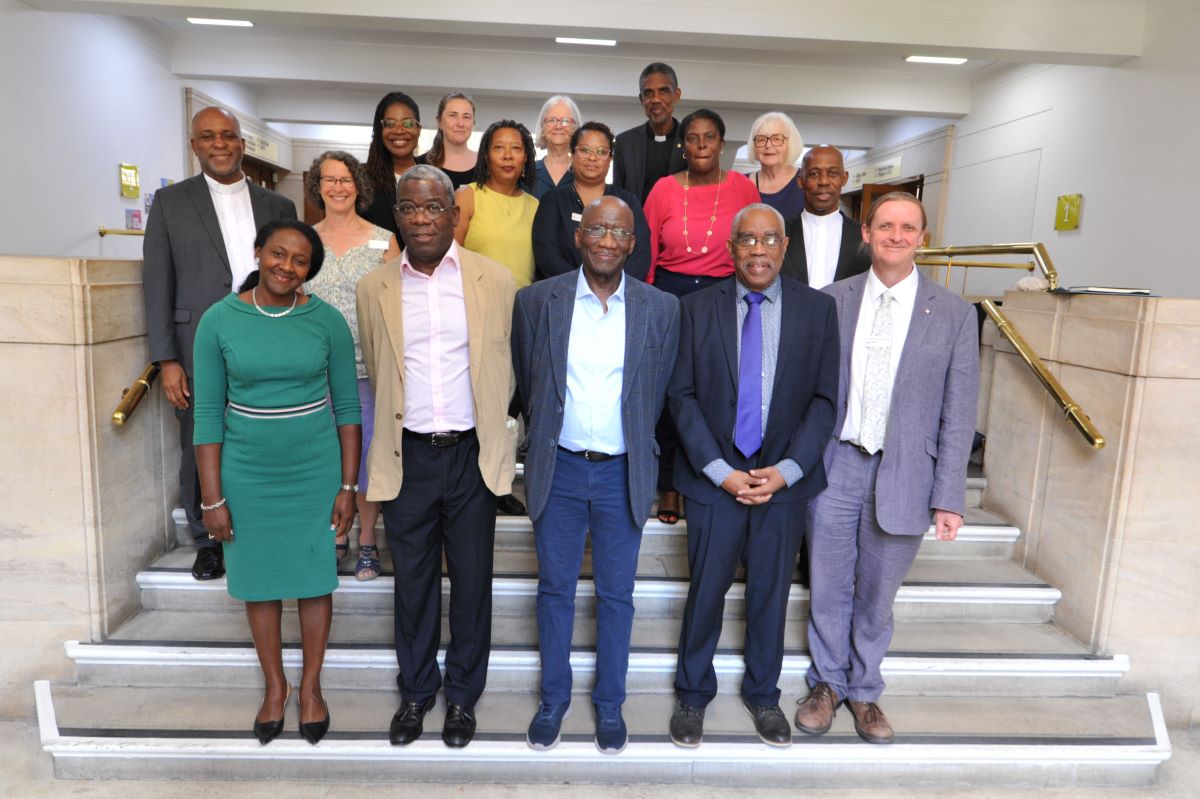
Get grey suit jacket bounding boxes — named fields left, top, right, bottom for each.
left=142, top=174, right=297, bottom=376
left=822, top=270, right=980, bottom=535
left=512, top=270, right=680, bottom=526
left=780, top=211, right=871, bottom=286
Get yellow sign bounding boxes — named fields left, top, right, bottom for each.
left=1055, top=194, right=1082, bottom=231
left=119, top=163, right=140, bottom=199
left=244, top=132, right=280, bottom=164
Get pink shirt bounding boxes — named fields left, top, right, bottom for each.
left=400, top=242, right=476, bottom=433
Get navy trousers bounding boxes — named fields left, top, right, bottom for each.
left=534, top=450, right=643, bottom=709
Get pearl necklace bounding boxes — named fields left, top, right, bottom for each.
left=253, top=285, right=298, bottom=318
left=682, top=169, right=723, bottom=254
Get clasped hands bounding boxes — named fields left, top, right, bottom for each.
left=721, top=466, right=787, bottom=505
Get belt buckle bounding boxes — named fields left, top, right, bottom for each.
left=430, top=431, right=456, bottom=448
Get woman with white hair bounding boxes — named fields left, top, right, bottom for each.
left=746, top=111, right=806, bottom=219
left=532, top=95, right=582, bottom=199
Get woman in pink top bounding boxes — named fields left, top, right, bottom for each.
left=643, top=108, right=760, bottom=524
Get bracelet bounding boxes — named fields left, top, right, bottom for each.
left=340, top=483, right=358, bottom=493
left=200, top=497, right=227, bottom=512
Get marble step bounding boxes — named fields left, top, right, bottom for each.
left=137, top=552, right=1057, bottom=623
left=35, top=682, right=1169, bottom=787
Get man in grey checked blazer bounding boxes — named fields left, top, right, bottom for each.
left=796, top=192, right=980, bottom=744
left=512, top=196, right=680, bottom=754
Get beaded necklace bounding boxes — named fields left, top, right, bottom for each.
left=682, top=169, right=723, bottom=255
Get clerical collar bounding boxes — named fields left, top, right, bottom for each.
left=204, top=173, right=248, bottom=195
left=801, top=209, right=839, bottom=225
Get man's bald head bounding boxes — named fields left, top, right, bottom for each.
left=800, top=145, right=848, bottom=216
left=190, top=106, right=245, bottom=184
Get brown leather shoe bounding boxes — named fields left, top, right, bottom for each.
left=793, top=683, right=838, bottom=736
left=847, top=700, right=894, bottom=744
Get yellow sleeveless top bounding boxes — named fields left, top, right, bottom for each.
left=462, top=184, right=539, bottom=288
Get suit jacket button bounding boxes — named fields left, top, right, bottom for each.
left=393, top=450, right=400, bottom=457
left=395, top=413, right=402, bottom=420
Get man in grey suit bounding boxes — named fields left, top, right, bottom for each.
left=795, top=192, right=979, bottom=744
left=512, top=196, right=680, bottom=754
left=142, top=106, right=297, bottom=580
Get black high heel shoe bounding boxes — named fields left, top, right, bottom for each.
left=299, top=695, right=330, bottom=745
left=253, top=683, right=291, bottom=745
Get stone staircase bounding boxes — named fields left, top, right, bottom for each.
left=34, top=471, right=1172, bottom=787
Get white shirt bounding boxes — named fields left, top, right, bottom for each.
left=400, top=242, right=476, bottom=433
left=840, top=266, right=919, bottom=445
left=800, top=209, right=844, bottom=290
left=203, top=174, right=257, bottom=292
left=559, top=269, right=627, bottom=455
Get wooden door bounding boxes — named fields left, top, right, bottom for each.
left=852, top=176, right=924, bottom=222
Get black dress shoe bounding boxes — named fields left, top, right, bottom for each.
left=299, top=697, right=330, bottom=745
left=497, top=493, right=527, bottom=516
left=253, top=684, right=291, bottom=745
left=442, top=703, right=476, bottom=748
left=191, top=544, right=224, bottom=580
left=390, top=696, right=436, bottom=746
left=743, top=700, right=792, bottom=747
left=669, top=701, right=705, bottom=748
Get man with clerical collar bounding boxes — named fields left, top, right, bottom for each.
left=613, top=62, right=686, bottom=204
left=780, top=145, right=871, bottom=288
left=143, top=105, right=296, bottom=581
left=796, top=192, right=979, bottom=744
left=667, top=203, right=840, bottom=748
left=513, top=196, right=680, bottom=754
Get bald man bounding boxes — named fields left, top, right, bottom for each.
left=780, top=145, right=870, bottom=289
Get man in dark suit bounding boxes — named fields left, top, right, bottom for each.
left=780, top=145, right=870, bottom=288
left=142, top=106, right=296, bottom=580
left=795, top=193, right=979, bottom=744
left=513, top=196, right=680, bottom=754
left=667, top=203, right=840, bottom=748
left=613, top=62, right=686, bottom=204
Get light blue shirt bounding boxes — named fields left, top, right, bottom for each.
left=702, top=276, right=803, bottom=489
left=558, top=269, right=627, bottom=455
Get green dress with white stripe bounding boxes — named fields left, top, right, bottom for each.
left=192, top=293, right=362, bottom=601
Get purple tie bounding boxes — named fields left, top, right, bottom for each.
left=735, top=291, right=765, bottom=458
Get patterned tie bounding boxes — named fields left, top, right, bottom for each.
left=735, top=291, right=765, bottom=458
left=859, top=291, right=894, bottom=454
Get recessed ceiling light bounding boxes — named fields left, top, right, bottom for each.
left=555, top=37, right=617, bottom=47
left=906, top=55, right=967, bottom=65
left=187, top=18, right=254, bottom=27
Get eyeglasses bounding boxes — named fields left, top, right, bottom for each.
left=753, top=134, right=787, bottom=148
left=381, top=118, right=420, bottom=131
left=394, top=201, right=450, bottom=219
left=574, top=145, right=612, bottom=159
left=734, top=233, right=783, bottom=248
left=580, top=224, right=634, bottom=241
left=543, top=116, right=576, bottom=129
left=319, top=176, right=355, bottom=188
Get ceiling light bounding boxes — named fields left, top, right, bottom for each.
left=906, top=55, right=967, bottom=65
left=555, top=37, right=616, bottom=47
left=187, top=18, right=254, bottom=27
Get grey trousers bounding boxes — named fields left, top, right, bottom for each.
left=805, top=440, right=923, bottom=702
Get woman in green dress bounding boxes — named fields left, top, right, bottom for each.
left=193, top=219, right=362, bottom=746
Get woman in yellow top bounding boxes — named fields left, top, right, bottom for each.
left=453, top=119, right=539, bottom=288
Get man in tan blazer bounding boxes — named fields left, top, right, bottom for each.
left=357, top=164, right=516, bottom=750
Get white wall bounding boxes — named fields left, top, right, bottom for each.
left=937, top=2, right=1199, bottom=298
left=0, top=1, right=186, bottom=260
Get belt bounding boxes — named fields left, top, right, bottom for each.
left=227, top=398, right=327, bottom=419
left=558, top=446, right=619, bottom=462
left=840, top=438, right=880, bottom=457
left=403, top=428, right=476, bottom=447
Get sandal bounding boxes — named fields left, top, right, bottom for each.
left=334, top=534, right=350, bottom=564
left=355, top=545, right=381, bottom=582
left=657, top=491, right=681, bottom=525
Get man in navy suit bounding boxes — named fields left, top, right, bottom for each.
left=512, top=196, right=680, bottom=754
left=795, top=192, right=979, bottom=744
left=667, top=203, right=840, bottom=748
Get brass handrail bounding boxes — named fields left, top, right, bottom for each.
left=98, top=227, right=145, bottom=237
left=916, top=242, right=1059, bottom=291
left=981, top=300, right=1104, bottom=449
left=112, top=363, right=160, bottom=426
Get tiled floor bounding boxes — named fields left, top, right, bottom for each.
left=6, top=719, right=1199, bottom=798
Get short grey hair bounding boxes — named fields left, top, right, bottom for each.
left=395, top=164, right=456, bottom=207
left=731, top=203, right=786, bottom=237
left=747, top=111, right=804, bottom=166
left=535, top=95, right=582, bottom=149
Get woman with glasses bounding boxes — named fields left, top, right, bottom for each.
left=303, top=151, right=399, bottom=581
left=532, top=96, right=582, bottom=200
left=643, top=108, right=761, bottom=524
left=532, top=121, right=650, bottom=281
left=418, top=92, right=478, bottom=190
left=746, top=111, right=805, bottom=219
left=362, top=92, right=422, bottom=240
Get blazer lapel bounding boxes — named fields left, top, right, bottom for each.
left=186, top=176, right=231, bottom=270
left=621, top=281, right=647, bottom=404
left=838, top=273, right=867, bottom=394
left=379, top=261, right=405, bottom=374
left=460, top=254, right=485, bottom=386
left=248, top=181, right=272, bottom=230
left=769, top=280, right=800, bottom=409
left=716, top=282, right=739, bottom=389
left=547, top=277, right=575, bottom=403
left=894, top=272, right=937, bottom=382
left=835, top=212, right=863, bottom=281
